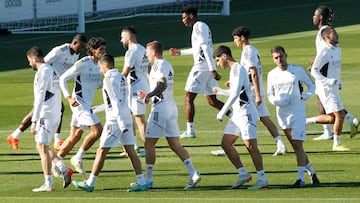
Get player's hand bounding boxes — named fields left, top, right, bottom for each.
left=255, top=96, right=262, bottom=105
left=224, top=80, right=230, bottom=88
left=211, top=70, right=221, bottom=80
left=137, top=90, right=146, bottom=99
left=67, top=97, right=79, bottom=107
left=212, top=87, right=219, bottom=94
left=30, top=122, right=36, bottom=135
left=216, top=112, right=224, bottom=121
left=169, top=48, right=180, bottom=56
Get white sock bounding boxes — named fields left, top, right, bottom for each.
left=74, top=148, right=86, bottom=160
left=305, top=162, right=315, bottom=175
left=54, top=133, right=62, bottom=143
left=136, top=174, right=145, bottom=185
left=86, top=173, right=97, bottom=187
left=56, top=153, right=64, bottom=160
left=333, top=134, right=341, bottom=147
left=183, top=158, right=196, bottom=177
left=306, top=117, right=317, bottom=125
left=274, top=136, right=282, bottom=143
left=237, top=167, right=247, bottom=176
left=345, top=113, right=355, bottom=124
left=146, top=164, right=154, bottom=183
left=323, top=124, right=332, bottom=136
left=186, top=122, right=195, bottom=134
left=257, top=170, right=266, bottom=181
left=45, top=175, right=53, bottom=187
left=297, top=166, right=306, bottom=181
left=55, top=160, right=67, bottom=173
left=12, top=128, right=23, bottom=139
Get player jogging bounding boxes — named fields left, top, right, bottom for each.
left=7, top=34, right=87, bottom=151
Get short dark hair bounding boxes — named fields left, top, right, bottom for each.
left=26, top=46, right=44, bottom=58
left=181, top=5, right=198, bottom=17
left=232, top=26, right=250, bottom=38
left=87, top=37, right=106, bottom=56
left=271, top=46, right=286, bottom=54
left=72, top=34, right=87, bottom=43
left=146, top=40, right=163, bottom=55
left=213, top=45, right=233, bottom=58
left=122, top=26, right=137, bottom=36
left=99, top=53, right=114, bottom=67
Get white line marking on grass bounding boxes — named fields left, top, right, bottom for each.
left=2, top=197, right=360, bottom=201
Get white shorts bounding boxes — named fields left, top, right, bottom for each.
left=70, top=100, right=100, bottom=127
left=316, top=85, right=344, bottom=114
left=99, top=120, right=135, bottom=148
left=253, top=95, right=270, bottom=117
left=277, top=113, right=306, bottom=141
left=34, top=117, right=60, bottom=145
left=223, top=110, right=258, bottom=140
left=185, top=68, right=219, bottom=95
left=146, top=100, right=180, bottom=138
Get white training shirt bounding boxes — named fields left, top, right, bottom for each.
left=218, top=62, right=253, bottom=117
left=60, top=56, right=102, bottom=106
left=149, top=59, right=175, bottom=103
left=102, top=68, right=132, bottom=130
left=32, top=64, right=61, bottom=122
left=124, top=44, right=149, bottom=87
left=181, top=21, right=216, bottom=72
left=44, top=43, right=80, bottom=76
left=267, top=64, right=315, bottom=114
left=311, top=43, right=342, bottom=87
left=240, top=44, right=265, bottom=97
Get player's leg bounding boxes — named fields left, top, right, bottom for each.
left=221, top=133, right=251, bottom=189
left=166, top=137, right=200, bottom=190
left=343, top=109, right=359, bottom=138
left=259, top=115, right=287, bottom=156
left=181, top=91, right=197, bottom=138
left=243, top=138, right=268, bottom=189
left=71, top=123, right=102, bottom=174
left=134, top=114, right=147, bottom=156
left=7, top=110, right=33, bottom=150
left=124, top=144, right=147, bottom=192
left=53, top=102, right=65, bottom=151
left=144, top=137, right=158, bottom=187
left=57, top=126, right=84, bottom=158
left=332, top=110, right=349, bottom=151
left=312, top=95, right=333, bottom=140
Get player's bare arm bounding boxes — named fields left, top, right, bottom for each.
left=249, top=67, right=261, bottom=105
left=121, top=66, right=131, bottom=77
left=211, top=70, right=221, bottom=81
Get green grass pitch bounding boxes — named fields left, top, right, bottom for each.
left=1, top=0, right=360, bottom=202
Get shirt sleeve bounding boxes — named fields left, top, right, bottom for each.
left=311, top=48, right=331, bottom=85
left=59, top=60, right=82, bottom=98
left=196, top=22, right=216, bottom=71
left=267, top=70, right=276, bottom=105
left=44, top=47, right=61, bottom=64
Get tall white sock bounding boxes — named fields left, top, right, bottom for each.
left=323, top=124, right=332, bottom=136
left=306, top=117, right=317, bottom=125
left=55, top=160, right=67, bottom=173
left=305, top=162, right=315, bottom=175
left=12, top=128, right=23, bottom=139
left=54, top=133, right=62, bottom=143
left=297, top=166, right=305, bottom=181
left=345, top=113, right=355, bottom=124
left=74, top=148, right=86, bottom=160
left=45, top=175, right=53, bottom=187
left=183, top=158, right=196, bottom=177
left=136, top=174, right=145, bottom=185
left=146, top=164, right=154, bottom=183
left=186, top=122, right=195, bottom=134
left=237, top=167, right=248, bottom=176
left=333, top=134, right=341, bottom=147
left=86, top=173, right=97, bottom=187
left=257, top=170, right=266, bottom=181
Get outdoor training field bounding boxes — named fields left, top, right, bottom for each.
left=1, top=0, right=360, bottom=202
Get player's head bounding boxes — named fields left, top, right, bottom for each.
left=120, top=26, right=137, bottom=49
left=232, top=26, right=250, bottom=48
left=181, top=5, right=197, bottom=27
left=321, top=26, right=338, bottom=45
left=71, top=34, right=87, bottom=54
left=26, top=46, right=44, bottom=71
left=313, top=5, right=334, bottom=27
left=213, top=45, right=234, bottom=69
left=146, top=40, right=163, bottom=63
left=98, top=53, right=114, bottom=74
left=271, top=46, right=288, bottom=69
left=87, top=37, right=106, bottom=58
